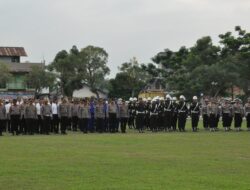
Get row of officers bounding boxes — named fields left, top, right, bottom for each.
left=0, top=95, right=250, bottom=136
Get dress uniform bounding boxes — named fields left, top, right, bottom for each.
left=51, top=100, right=59, bottom=133
left=25, top=100, right=37, bottom=135
left=78, top=100, right=90, bottom=133
left=59, top=99, right=70, bottom=134
left=164, top=95, right=173, bottom=131
left=9, top=99, right=21, bottom=135
left=150, top=99, right=159, bottom=132
left=208, top=100, right=218, bottom=132
left=35, top=100, right=42, bottom=134
left=201, top=99, right=209, bottom=130
left=5, top=100, right=11, bottom=132
left=119, top=100, right=129, bottom=133
left=171, top=97, right=178, bottom=131
left=233, top=99, right=244, bottom=131
left=158, top=97, right=165, bottom=131
left=244, top=98, right=250, bottom=131
left=189, top=96, right=200, bottom=132
left=71, top=100, right=79, bottom=131
left=128, top=98, right=136, bottom=129
left=95, top=100, right=105, bottom=133
left=135, top=98, right=146, bottom=133
left=41, top=100, right=52, bottom=135
left=221, top=99, right=233, bottom=131
left=144, top=98, right=151, bottom=130
left=177, top=95, right=188, bottom=132
left=0, top=100, right=6, bottom=136
left=108, top=100, right=118, bottom=133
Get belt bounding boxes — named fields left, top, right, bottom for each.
left=137, top=111, right=145, bottom=114
left=191, top=111, right=199, bottom=113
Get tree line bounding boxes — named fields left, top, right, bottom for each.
left=0, top=26, right=249, bottom=99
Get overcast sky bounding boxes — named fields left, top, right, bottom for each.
left=1, top=0, right=250, bottom=77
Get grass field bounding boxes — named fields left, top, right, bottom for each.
left=0, top=121, right=250, bottom=190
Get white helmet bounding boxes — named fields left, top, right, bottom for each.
left=193, top=96, right=198, bottom=100
left=172, top=97, right=177, bottom=101
left=133, top=97, right=137, bottom=101
left=143, top=98, right=147, bottom=102
left=118, top=98, right=122, bottom=101
left=160, top=97, right=164, bottom=101
left=166, top=94, right=171, bottom=99
left=129, top=97, right=133, bottom=101
left=180, top=95, right=185, bottom=100
left=147, top=97, right=152, bottom=101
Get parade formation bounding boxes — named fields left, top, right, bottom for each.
left=0, top=95, right=250, bottom=136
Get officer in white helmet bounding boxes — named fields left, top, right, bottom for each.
left=190, top=96, right=200, bottom=132
left=177, top=95, right=188, bottom=132
left=171, top=97, right=178, bottom=131
left=145, top=97, right=152, bottom=130
left=128, top=97, right=136, bottom=129
left=164, top=94, right=173, bottom=131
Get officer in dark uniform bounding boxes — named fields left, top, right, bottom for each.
left=0, top=99, right=6, bottom=136
left=9, top=99, right=21, bottom=135
left=189, top=96, right=201, bottom=132
left=144, top=98, right=151, bottom=130
left=59, top=98, right=70, bottom=135
left=135, top=98, right=146, bottom=133
left=158, top=97, right=165, bottom=131
left=233, top=98, right=244, bottom=131
left=108, top=99, right=118, bottom=133
left=208, top=99, right=218, bottom=132
left=164, top=95, right=173, bottom=132
left=244, top=97, right=250, bottom=131
left=221, top=98, right=233, bottom=131
left=171, top=97, right=178, bottom=131
left=201, top=99, right=209, bottom=130
left=119, top=99, right=129, bottom=133
left=177, top=95, right=188, bottom=132
left=128, top=98, right=134, bottom=129
left=95, top=99, right=105, bottom=133
left=150, top=98, right=158, bottom=132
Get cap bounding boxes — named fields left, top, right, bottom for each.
left=166, top=94, right=171, bottom=99
left=193, top=96, right=198, bottom=100
left=133, top=97, right=137, bottom=101
left=180, top=95, right=185, bottom=100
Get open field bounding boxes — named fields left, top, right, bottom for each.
left=0, top=121, right=250, bottom=190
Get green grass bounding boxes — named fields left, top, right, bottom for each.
left=0, top=121, right=250, bottom=190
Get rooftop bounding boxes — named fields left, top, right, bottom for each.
left=0, top=47, right=27, bottom=57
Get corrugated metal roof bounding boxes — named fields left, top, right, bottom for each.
left=0, top=47, right=27, bottom=57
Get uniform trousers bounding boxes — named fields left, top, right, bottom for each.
left=150, top=114, right=158, bottom=131
left=136, top=113, right=145, bottom=131
left=20, top=116, right=27, bottom=134
left=36, top=115, right=42, bottom=134
left=171, top=113, right=178, bottom=131
left=79, top=118, right=89, bottom=133
left=247, top=114, right=250, bottom=128
left=234, top=113, right=242, bottom=128
left=209, top=114, right=217, bottom=128
left=60, top=116, right=68, bottom=134
left=0, top=119, right=5, bottom=135
left=96, top=118, right=104, bottom=133
left=120, top=117, right=128, bottom=133
left=52, top=114, right=59, bottom=133
left=43, top=116, right=51, bottom=134
left=71, top=116, right=78, bottom=131
left=109, top=113, right=117, bottom=133
left=128, top=115, right=135, bottom=128
left=178, top=113, right=187, bottom=131
left=10, top=115, right=20, bottom=135
left=164, top=111, right=172, bottom=130
left=203, top=114, right=209, bottom=129
left=222, top=113, right=231, bottom=127
left=26, top=118, right=36, bottom=135
left=191, top=113, right=199, bottom=130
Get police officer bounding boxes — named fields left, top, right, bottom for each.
left=108, top=99, right=118, bottom=133
left=95, top=99, right=105, bottom=133
left=177, top=95, right=188, bottom=132
left=158, top=97, right=165, bottom=131
left=222, top=98, right=233, bottom=131
left=5, top=99, right=11, bottom=133
left=244, top=97, right=250, bottom=131
left=164, top=95, right=173, bottom=132
left=59, top=98, right=70, bottom=135
left=20, top=99, right=28, bottom=134
left=190, top=96, right=200, bottom=132
left=9, top=99, right=21, bottom=135
left=0, top=99, right=6, bottom=136
left=171, top=97, right=178, bottom=131
left=119, top=99, right=129, bottom=133
left=71, top=99, right=79, bottom=131
left=201, top=99, right=209, bottom=130
left=78, top=99, right=90, bottom=133
left=41, top=99, right=52, bottom=135
left=128, top=98, right=134, bottom=129
left=150, top=98, right=158, bottom=132
left=135, top=98, right=146, bottom=133
left=25, top=99, right=37, bottom=135
left=51, top=99, right=59, bottom=134
left=233, top=98, right=244, bottom=131
left=144, top=98, right=151, bottom=130
left=208, top=99, right=218, bottom=132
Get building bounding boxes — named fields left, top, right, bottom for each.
left=138, top=77, right=166, bottom=99
left=73, top=84, right=108, bottom=99
left=0, top=47, right=44, bottom=99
